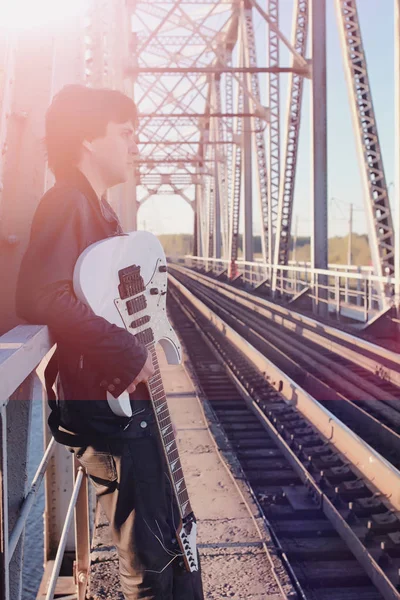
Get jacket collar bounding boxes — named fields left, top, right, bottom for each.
left=55, top=168, right=123, bottom=231
left=56, top=167, right=100, bottom=206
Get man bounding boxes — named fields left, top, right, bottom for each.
left=16, top=84, right=204, bottom=600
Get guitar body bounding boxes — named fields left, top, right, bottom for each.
left=73, top=231, right=181, bottom=416
left=73, top=231, right=198, bottom=572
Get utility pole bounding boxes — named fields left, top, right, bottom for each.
left=292, top=214, right=299, bottom=295
left=347, top=203, right=353, bottom=266
left=293, top=215, right=299, bottom=263
left=346, top=203, right=353, bottom=304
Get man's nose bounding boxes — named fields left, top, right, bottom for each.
left=128, top=140, right=139, bottom=156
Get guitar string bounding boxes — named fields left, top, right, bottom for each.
left=122, top=272, right=196, bottom=570
left=146, top=342, right=191, bottom=512
left=142, top=513, right=192, bottom=576
left=144, top=553, right=181, bottom=575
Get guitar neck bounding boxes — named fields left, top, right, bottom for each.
left=146, top=342, right=192, bottom=520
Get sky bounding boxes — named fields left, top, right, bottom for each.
left=138, top=0, right=398, bottom=241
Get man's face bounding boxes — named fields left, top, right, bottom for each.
left=89, top=120, right=139, bottom=188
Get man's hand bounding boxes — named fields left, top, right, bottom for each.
left=126, top=350, right=155, bottom=394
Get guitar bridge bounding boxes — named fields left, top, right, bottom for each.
left=118, top=264, right=145, bottom=299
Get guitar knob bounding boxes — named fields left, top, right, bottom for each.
left=159, top=265, right=167, bottom=272
left=150, top=288, right=159, bottom=295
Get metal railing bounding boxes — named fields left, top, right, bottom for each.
left=0, top=325, right=90, bottom=600
left=173, top=256, right=395, bottom=323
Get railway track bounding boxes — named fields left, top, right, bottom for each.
left=169, top=264, right=400, bottom=470
left=166, top=280, right=400, bottom=600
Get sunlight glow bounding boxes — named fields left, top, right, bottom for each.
left=0, top=0, right=89, bottom=30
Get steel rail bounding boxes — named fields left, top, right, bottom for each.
left=170, top=266, right=400, bottom=467
left=175, top=269, right=400, bottom=413
left=185, top=275, right=400, bottom=419
left=171, top=263, right=400, bottom=386
left=170, top=285, right=392, bottom=599
left=169, top=273, right=400, bottom=508
left=173, top=270, right=400, bottom=472
left=169, top=289, right=307, bottom=600
left=168, top=274, right=400, bottom=600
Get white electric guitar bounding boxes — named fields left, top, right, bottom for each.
left=73, top=230, right=198, bottom=572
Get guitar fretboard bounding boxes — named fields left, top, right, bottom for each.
left=146, top=341, right=192, bottom=520
left=118, top=264, right=192, bottom=520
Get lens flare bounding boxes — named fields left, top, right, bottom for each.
left=0, top=0, right=88, bottom=30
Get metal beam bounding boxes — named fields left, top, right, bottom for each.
left=335, top=0, right=394, bottom=277
left=273, top=0, right=309, bottom=275
left=139, top=140, right=236, bottom=145
left=139, top=113, right=265, bottom=119
left=310, top=0, right=328, bottom=315
left=267, top=0, right=280, bottom=277
left=242, top=23, right=253, bottom=263
left=242, top=3, right=269, bottom=264
left=129, top=66, right=309, bottom=74
left=395, top=0, right=400, bottom=308
left=228, top=38, right=243, bottom=276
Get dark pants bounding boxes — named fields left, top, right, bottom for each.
left=67, top=435, right=204, bottom=600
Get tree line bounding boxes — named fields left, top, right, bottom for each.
left=158, top=233, right=372, bottom=266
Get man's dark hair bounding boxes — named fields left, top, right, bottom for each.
left=45, top=84, right=137, bottom=178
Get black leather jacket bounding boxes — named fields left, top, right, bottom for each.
left=16, top=169, right=151, bottom=440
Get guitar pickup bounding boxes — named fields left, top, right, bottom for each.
left=134, top=328, right=154, bottom=345
left=126, top=295, right=147, bottom=315
left=130, top=315, right=151, bottom=329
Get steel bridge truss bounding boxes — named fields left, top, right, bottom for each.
left=121, top=0, right=394, bottom=286
left=121, top=0, right=307, bottom=269
left=335, top=0, right=395, bottom=277
left=80, top=0, right=394, bottom=283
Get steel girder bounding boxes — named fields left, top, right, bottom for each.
left=228, top=13, right=243, bottom=272
left=267, top=0, right=280, bottom=269
left=335, top=0, right=394, bottom=277
left=396, top=0, right=400, bottom=307
left=213, top=77, right=229, bottom=257
left=273, top=0, right=309, bottom=270
left=241, top=2, right=269, bottom=264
